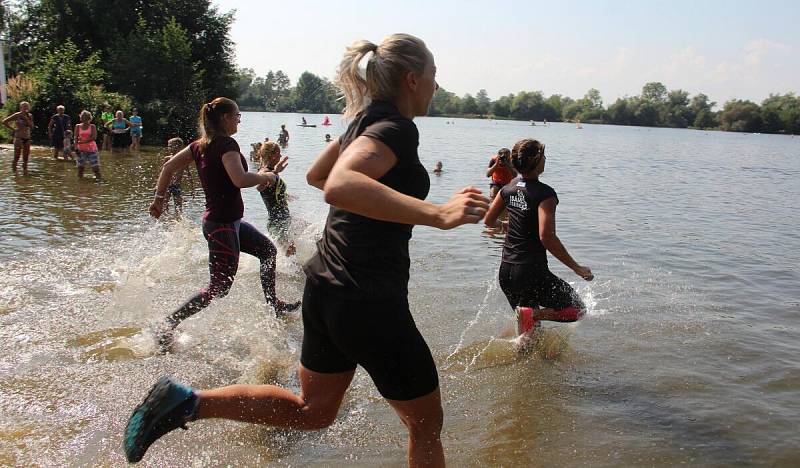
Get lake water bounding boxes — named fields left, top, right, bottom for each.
left=1, top=113, right=798, bottom=466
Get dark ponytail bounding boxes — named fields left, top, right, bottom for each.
left=511, top=139, right=545, bottom=174
left=198, top=97, right=237, bottom=152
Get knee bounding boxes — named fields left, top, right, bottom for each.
left=403, top=407, right=443, bottom=439
left=209, top=277, right=234, bottom=298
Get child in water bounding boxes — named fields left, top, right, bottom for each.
left=257, top=141, right=295, bottom=256
left=163, top=138, right=192, bottom=214
left=62, top=129, right=76, bottom=161
left=433, top=161, right=443, bottom=175
left=484, top=139, right=593, bottom=342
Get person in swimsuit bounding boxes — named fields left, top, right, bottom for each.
left=100, top=106, right=114, bottom=151
left=257, top=141, right=295, bottom=256
left=123, top=34, right=490, bottom=467
left=325, top=133, right=332, bottom=142
left=129, top=108, right=143, bottom=151
left=163, top=137, right=192, bottom=214
left=484, top=139, right=593, bottom=336
left=486, top=147, right=516, bottom=199
left=3, top=101, right=34, bottom=173
left=141, top=97, right=300, bottom=353
left=106, top=110, right=131, bottom=150
left=48, top=105, right=72, bottom=160
left=277, top=124, right=289, bottom=145
left=73, top=110, right=101, bottom=179
left=432, top=160, right=443, bottom=175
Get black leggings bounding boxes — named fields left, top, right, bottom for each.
left=498, top=262, right=584, bottom=319
left=167, top=219, right=278, bottom=327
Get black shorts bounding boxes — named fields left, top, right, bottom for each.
left=498, top=262, right=584, bottom=317
left=300, top=280, right=439, bottom=401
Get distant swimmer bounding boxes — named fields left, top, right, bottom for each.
left=484, top=139, right=593, bottom=342
left=163, top=137, right=193, bottom=214
left=325, top=133, right=332, bottom=142
left=486, top=147, right=516, bottom=199
left=301, top=116, right=307, bottom=125
left=257, top=141, right=295, bottom=256
left=73, top=110, right=102, bottom=179
left=278, top=124, right=289, bottom=145
left=146, top=98, right=300, bottom=352
left=3, top=101, right=33, bottom=173
left=432, top=160, right=443, bottom=175
left=123, top=33, right=489, bottom=467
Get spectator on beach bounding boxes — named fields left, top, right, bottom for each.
left=3, top=101, right=34, bottom=173
left=48, top=105, right=72, bottom=160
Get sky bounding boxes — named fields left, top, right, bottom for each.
left=217, top=0, right=800, bottom=106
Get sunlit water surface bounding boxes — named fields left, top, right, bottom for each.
left=1, top=114, right=798, bottom=466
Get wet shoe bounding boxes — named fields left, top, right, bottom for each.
left=274, top=300, right=301, bottom=317
left=123, top=376, right=197, bottom=463
left=516, top=307, right=540, bottom=335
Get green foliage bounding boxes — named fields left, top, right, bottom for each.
left=5, top=0, right=236, bottom=142
left=719, top=100, right=763, bottom=132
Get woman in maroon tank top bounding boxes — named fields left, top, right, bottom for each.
left=148, top=97, right=300, bottom=352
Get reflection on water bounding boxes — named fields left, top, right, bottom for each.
left=1, top=115, right=799, bottom=466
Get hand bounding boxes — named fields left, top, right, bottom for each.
left=149, top=198, right=166, bottom=219
left=574, top=265, right=594, bottom=281
left=272, top=156, right=289, bottom=173
left=256, top=172, right=278, bottom=191
left=435, top=186, right=491, bottom=230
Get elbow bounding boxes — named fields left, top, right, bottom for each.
left=540, top=234, right=557, bottom=249
left=306, top=170, right=322, bottom=189
left=323, top=179, right=346, bottom=206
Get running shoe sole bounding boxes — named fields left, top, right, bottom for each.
left=123, top=376, right=193, bottom=463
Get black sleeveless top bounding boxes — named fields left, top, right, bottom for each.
left=501, top=177, right=558, bottom=266
left=304, top=101, right=430, bottom=299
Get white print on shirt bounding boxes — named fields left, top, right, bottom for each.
left=509, top=191, right=529, bottom=211
left=516, top=181, right=526, bottom=187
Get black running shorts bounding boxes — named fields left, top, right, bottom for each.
left=498, top=262, right=584, bottom=315
left=300, top=280, right=439, bottom=401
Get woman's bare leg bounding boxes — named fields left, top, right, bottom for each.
left=196, top=365, right=354, bottom=430
left=388, top=388, right=445, bottom=468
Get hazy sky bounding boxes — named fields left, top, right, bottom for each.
left=219, top=0, right=799, bottom=106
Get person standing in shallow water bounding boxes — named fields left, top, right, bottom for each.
left=73, top=110, right=102, bottom=179
left=257, top=141, right=296, bottom=256
left=484, top=139, right=593, bottom=333
left=3, top=101, right=34, bottom=173
left=48, top=105, right=72, bottom=160
left=147, top=97, right=300, bottom=351
left=123, top=34, right=490, bottom=467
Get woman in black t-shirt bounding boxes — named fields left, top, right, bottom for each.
left=484, top=139, right=594, bottom=336
left=123, top=35, right=490, bottom=467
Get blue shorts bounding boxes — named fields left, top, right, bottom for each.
left=130, top=128, right=142, bottom=137
left=76, top=151, right=99, bottom=168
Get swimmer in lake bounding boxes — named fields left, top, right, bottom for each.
left=484, top=138, right=593, bottom=338
left=433, top=161, right=443, bottom=175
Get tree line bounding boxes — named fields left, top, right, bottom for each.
left=428, top=82, right=799, bottom=134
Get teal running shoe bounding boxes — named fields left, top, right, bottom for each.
left=123, top=376, right=197, bottom=463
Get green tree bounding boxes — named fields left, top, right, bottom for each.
left=719, top=99, right=763, bottom=132
left=690, top=93, right=717, bottom=128
left=492, top=94, right=514, bottom=118
left=641, top=82, right=668, bottom=103
left=460, top=93, right=478, bottom=115
left=475, top=89, right=491, bottom=115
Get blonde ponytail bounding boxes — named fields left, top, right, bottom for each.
left=336, top=34, right=430, bottom=119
